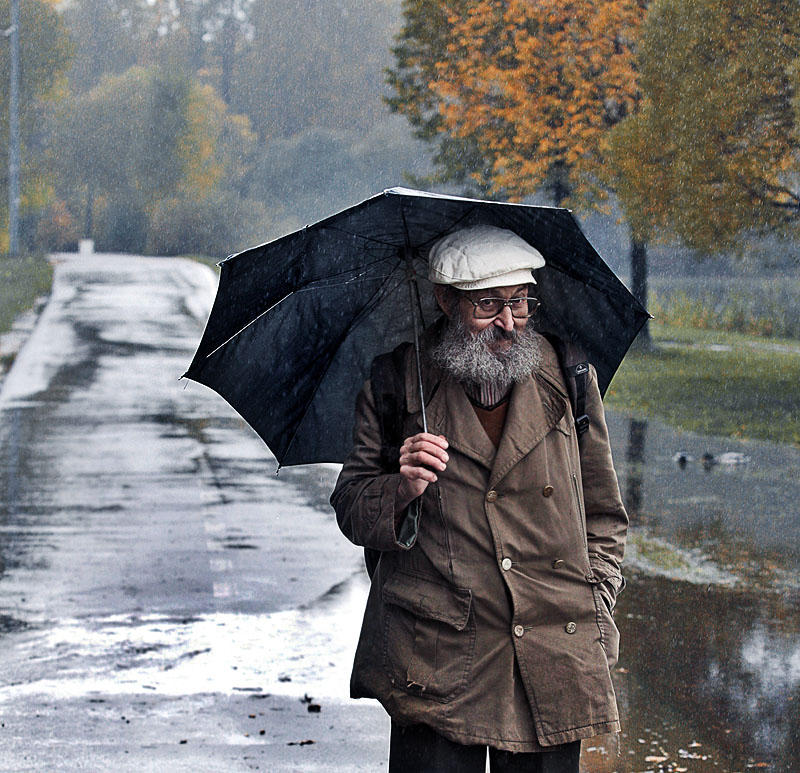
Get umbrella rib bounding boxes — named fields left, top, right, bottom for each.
left=280, top=265, right=405, bottom=465
left=320, top=225, right=398, bottom=248
left=295, top=255, right=396, bottom=289
left=204, top=293, right=294, bottom=358
left=206, top=258, right=398, bottom=358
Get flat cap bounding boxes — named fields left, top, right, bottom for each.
left=428, top=225, right=545, bottom=290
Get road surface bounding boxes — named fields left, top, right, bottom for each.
left=0, top=253, right=386, bottom=772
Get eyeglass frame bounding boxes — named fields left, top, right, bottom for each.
left=460, top=293, right=541, bottom=319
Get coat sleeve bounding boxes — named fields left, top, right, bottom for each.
left=330, top=378, right=418, bottom=552
left=579, top=366, right=628, bottom=598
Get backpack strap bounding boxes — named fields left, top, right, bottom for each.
left=543, top=335, right=591, bottom=441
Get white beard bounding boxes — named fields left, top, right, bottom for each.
left=431, top=314, right=542, bottom=391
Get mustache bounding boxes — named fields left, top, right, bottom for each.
left=480, top=325, right=517, bottom=343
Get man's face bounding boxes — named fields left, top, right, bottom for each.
left=454, top=285, right=530, bottom=354
left=432, top=283, right=542, bottom=388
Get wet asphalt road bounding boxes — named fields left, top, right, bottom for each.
left=0, top=253, right=386, bottom=771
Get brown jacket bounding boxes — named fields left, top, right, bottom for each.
left=330, top=331, right=627, bottom=751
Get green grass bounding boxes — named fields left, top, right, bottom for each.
left=0, top=253, right=54, bottom=339
left=648, top=275, right=800, bottom=339
left=629, top=533, right=691, bottom=572
left=606, top=323, right=800, bottom=447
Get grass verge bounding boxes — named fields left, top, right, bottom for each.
left=606, top=323, right=800, bottom=447
left=0, top=253, right=54, bottom=339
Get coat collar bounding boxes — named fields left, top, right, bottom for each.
left=405, top=321, right=568, bottom=482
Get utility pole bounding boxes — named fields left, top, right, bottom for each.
left=7, top=0, right=20, bottom=255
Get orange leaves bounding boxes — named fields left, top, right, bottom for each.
left=424, top=0, right=643, bottom=203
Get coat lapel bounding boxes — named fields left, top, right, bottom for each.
left=423, top=375, right=496, bottom=470
left=488, top=372, right=566, bottom=490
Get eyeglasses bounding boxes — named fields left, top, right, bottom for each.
left=462, top=295, right=541, bottom=319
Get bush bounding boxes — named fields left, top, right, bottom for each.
left=649, top=276, right=800, bottom=340
left=146, top=191, right=270, bottom=258
left=33, top=200, right=81, bottom=252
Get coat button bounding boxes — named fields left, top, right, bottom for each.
left=565, top=622, right=577, bottom=634
left=552, top=558, right=564, bottom=569
left=501, top=557, right=512, bottom=571
left=486, top=490, right=498, bottom=503
left=542, top=485, right=554, bottom=498
left=514, top=625, right=525, bottom=638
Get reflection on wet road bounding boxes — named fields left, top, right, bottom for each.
left=0, top=253, right=797, bottom=770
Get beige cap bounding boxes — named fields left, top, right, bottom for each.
left=428, top=225, right=545, bottom=290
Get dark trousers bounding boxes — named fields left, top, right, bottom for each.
left=389, top=722, right=581, bottom=773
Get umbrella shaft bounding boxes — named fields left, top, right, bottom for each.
left=407, top=276, right=428, bottom=434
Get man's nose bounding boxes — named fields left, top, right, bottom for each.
left=494, top=305, right=515, bottom=331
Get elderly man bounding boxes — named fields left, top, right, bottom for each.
left=331, top=225, right=627, bottom=772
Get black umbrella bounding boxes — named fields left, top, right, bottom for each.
left=183, top=187, right=649, bottom=467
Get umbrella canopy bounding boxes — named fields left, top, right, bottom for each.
left=184, top=187, right=649, bottom=467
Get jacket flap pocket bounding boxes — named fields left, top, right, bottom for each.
left=382, top=571, right=472, bottom=631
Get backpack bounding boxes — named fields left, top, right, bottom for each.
left=364, top=335, right=591, bottom=578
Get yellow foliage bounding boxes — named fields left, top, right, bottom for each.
left=427, top=0, right=643, bottom=204
left=177, top=83, right=255, bottom=202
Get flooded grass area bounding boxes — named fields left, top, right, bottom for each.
left=606, top=323, right=800, bottom=446
left=586, top=575, right=800, bottom=772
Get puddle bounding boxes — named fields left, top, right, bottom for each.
left=600, top=411, right=800, bottom=770
left=593, top=574, right=800, bottom=771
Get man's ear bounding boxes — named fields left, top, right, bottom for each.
left=434, top=285, right=455, bottom=318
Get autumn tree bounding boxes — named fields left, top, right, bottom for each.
left=0, top=0, right=72, bottom=250
left=387, top=0, right=653, bottom=341
left=385, top=0, right=489, bottom=192
left=59, top=0, right=151, bottom=93
left=606, top=0, right=800, bottom=254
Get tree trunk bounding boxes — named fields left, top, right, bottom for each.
left=219, top=16, right=235, bottom=105
left=630, top=237, right=651, bottom=347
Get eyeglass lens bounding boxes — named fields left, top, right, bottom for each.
left=473, top=297, right=540, bottom=319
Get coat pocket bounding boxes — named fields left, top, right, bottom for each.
left=382, top=570, right=475, bottom=703
left=591, top=583, right=620, bottom=670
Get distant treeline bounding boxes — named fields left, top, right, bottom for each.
left=1, top=0, right=430, bottom=257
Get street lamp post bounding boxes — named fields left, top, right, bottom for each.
left=6, top=0, right=20, bottom=256
left=8, top=0, right=20, bottom=255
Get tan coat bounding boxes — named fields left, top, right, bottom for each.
left=331, top=332, right=627, bottom=751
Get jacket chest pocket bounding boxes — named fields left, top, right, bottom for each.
left=382, top=570, right=475, bottom=703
